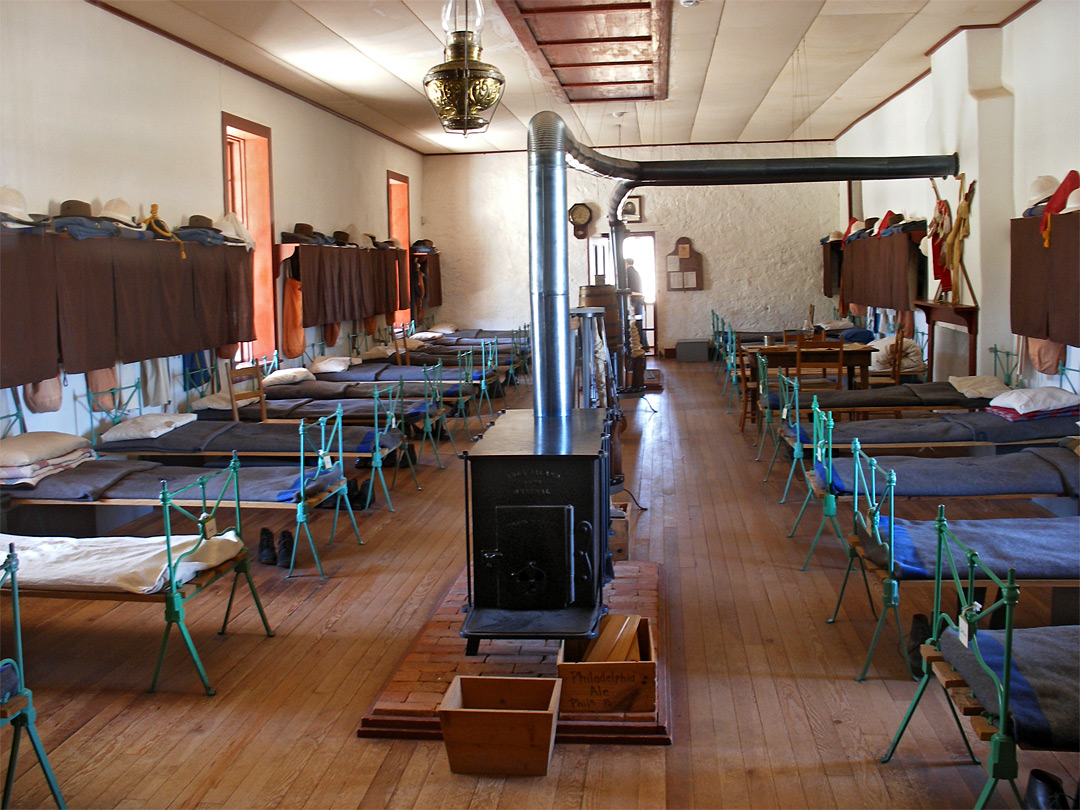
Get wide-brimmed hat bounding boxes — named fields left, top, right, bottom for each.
left=100, top=198, right=141, bottom=227
left=177, top=214, right=220, bottom=231
left=1028, top=175, right=1060, bottom=206
left=59, top=199, right=94, bottom=218
left=827, top=230, right=844, bottom=242
left=1060, top=188, right=1080, bottom=215
left=333, top=230, right=351, bottom=246
left=215, top=213, right=255, bottom=248
left=294, top=223, right=315, bottom=238
left=0, top=187, right=46, bottom=226
left=355, top=234, right=376, bottom=249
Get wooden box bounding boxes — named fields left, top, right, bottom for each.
left=437, top=676, right=561, bottom=777
left=557, top=617, right=656, bottom=713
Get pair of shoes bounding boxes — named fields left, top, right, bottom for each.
left=907, top=613, right=932, bottom=678
left=277, top=530, right=294, bottom=568
left=257, top=528, right=277, bottom=565
left=1025, top=770, right=1073, bottom=809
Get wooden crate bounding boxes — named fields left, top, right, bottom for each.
left=437, top=676, right=561, bottom=776
left=557, top=617, right=656, bottom=713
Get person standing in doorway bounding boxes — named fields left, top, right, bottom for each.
left=625, top=258, right=649, bottom=352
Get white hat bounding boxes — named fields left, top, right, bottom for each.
left=100, top=198, right=143, bottom=229
left=828, top=230, right=844, bottom=242
left=1060, top=188, right=1080, bottom=215
left=0, top=186, right=38, bottom=225
left=1028, top=175, right=1060, bottom=207
left=215, top=212, right=255, bottom=250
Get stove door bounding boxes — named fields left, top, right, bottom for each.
left=490, top=505, right=574, bottom=610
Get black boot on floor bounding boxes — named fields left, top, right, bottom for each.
left=277, top=530, right=295, bottom=568
left=907, top=613, right=932, bottom=678
left=257, top=527, right=277, bottom=565
left=1025, top=770, right=1073, bottom=809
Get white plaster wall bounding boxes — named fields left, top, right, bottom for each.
left=423, top=141, right=842, bottom=350
left=0, top=0, right=423, bottom=435
left=837, top=2, right=1079, bottom=384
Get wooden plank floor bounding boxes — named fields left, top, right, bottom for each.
left=3, top=360, right=1077, bottom=809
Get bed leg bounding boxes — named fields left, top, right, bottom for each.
left=175, top=619, right=215, bottom=697
left=220, top=569, right=242, bottom=633
left=788, top=488, right=814, bottom=537
left=22, top=717, right=65, bottom=809
left=149, top=618, right=174, bottom=694
left=290, top=520, right=325, bottom=581
left=800, top=501, right=842, bottom=572
left=826, top=551, right=857, bottom=624
left=241, top=565, right=276, bottom=638
left=881, top=673, right=932, bottom=762
left=339, top=491, right=363, bottom=546
left=374, top=466, right=395, bottom=513
left=4, top=721, right=23, bottom=808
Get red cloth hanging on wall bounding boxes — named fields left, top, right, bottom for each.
left=282, top=277, right=305, bottom=359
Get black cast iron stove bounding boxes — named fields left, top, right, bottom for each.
left=460, top=408, right=611, bottom=655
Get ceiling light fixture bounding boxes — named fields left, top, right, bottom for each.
left=423, top=0, right=505, bottom=137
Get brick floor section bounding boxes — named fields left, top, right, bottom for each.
left=358, top=561, right=670, bottom=744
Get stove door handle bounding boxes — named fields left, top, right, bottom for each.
left=576, top=520, right=593, bottom=588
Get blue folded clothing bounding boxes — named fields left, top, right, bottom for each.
left=53, top=216, right=119, bottom=239
left=275, top=463, right=342, bottom=502
left=176, top=228, right=226, bottom=246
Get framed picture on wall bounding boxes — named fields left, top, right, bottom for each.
left=621, top=195, right=643, bottom=223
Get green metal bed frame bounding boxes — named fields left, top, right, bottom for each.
left=881, top=506, right=1025, bottom=809
left=10, top=455, right=275, bottom=696
left=411, top=362, right=458, bottom=469
left=2, top=543, right=66, bottom=808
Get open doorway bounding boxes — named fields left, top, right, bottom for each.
left=222, top=113, right=275, bottom=361
left=622, top=233, right=656, bottom=355
left=387, top=171, right=411, bottom=326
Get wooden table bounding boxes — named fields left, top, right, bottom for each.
left=748, top=343, right=877, bottom=389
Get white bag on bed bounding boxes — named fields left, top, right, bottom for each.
left=307, top=356, right=351, bottom=374
left=949, top=375, right=1012, bottom=399
left=867, top=337, right=926, bottom=373
left=3, top=530, right=244, bottom=594
left=99, top=413, right=197, bottom=443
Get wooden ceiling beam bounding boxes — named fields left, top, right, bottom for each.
left=550, top=59, right=653, bottom=68
left=540, top=35, right=652, bottom=45
left=519, top=3, right=651, bottom=15
left=569, top=95, right=655, bottom=103
left=562, top=80, right=653, bottom=88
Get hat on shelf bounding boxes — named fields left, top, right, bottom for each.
left=827, top=230, right=844, bottom=242
left=294, top=223, right=315, bottom=238
left=59, top=199, right=94, bottom=218
left=1028, top=175, right=1060, bottom=207
left=0, top=187, right=48, bottom=228
left=1060, top=188, right=1080, bottom=215
left=176, top=214, right=220, bottom=231
left=215, top=213, right=256, bottom=249
left=100, top=198, right=142, bottom=228
left=355, top=234, right=376, bottom=249
left=333, top=230, right=352, bottom=246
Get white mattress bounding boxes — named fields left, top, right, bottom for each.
left=2, top=530, right=244, bottom=594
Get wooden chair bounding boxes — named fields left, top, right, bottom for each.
left=736, top=340, right=759, bottom=432
left=2, top=544, right=66, bottom=809
left=227, top=361, right=268, bottom=422
left=795, top=332, right=845, bottom=390
left=867, top=332, right=903, bottom=387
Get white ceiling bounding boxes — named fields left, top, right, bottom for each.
left=102, top=0, right=1031, bottom=155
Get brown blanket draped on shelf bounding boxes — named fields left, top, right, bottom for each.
left=283, top=276, right=305, bottom=359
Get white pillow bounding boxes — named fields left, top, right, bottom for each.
left=989, top=386, right=1080, bottom=415
left=189, top=391, right=234, bottom=411
left=99, top=412, right=197, bottom=443
left=359, top=345, right=399, bottom=360
left=949, top=375, right=1012, bottom=399
left=262, top=367, right=316, bottom=387
left=307, top=356, right=351, bottom=374
left=429, top=322, right=456, bottom=335
left=411, top=331, right=444, bottom=341
left=348, top=355, right=364, bottom=366
left=0, top=431, right=91, bottom=467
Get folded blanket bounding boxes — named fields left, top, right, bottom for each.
left=0, top=447, right=96, bottom=486
left=3, top=459, right=161, bottom=500
left=985, top=404, right=1080, bottom=422
left=940, top=625, right=1079, bottom=750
